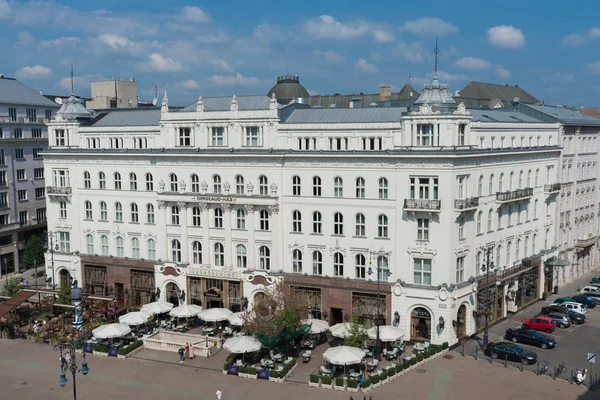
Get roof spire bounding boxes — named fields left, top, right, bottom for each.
left=70, top=63, right=75, bottom=96
left=434, top=37, right=439, bottom=79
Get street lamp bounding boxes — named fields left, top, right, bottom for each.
left=368, top=251, right=392, bottom=361
left=480, top=246, right=495, bottom=349
left=54, top=340, right=91, bottom=400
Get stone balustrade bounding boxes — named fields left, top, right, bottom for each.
left=142, top=330, right=221, bottom=358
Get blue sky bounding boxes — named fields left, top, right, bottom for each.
left=1, top=0, right=598, bottom=106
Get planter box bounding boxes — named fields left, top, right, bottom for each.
left=268, top=376, right=280, bottom=383
left=334, top=384, right=345, bottom=391
left=362, top=385, right=372, bottom=393
left=321, top=383, right=333, bottom=390
left=117, top=345, right=144, bottom=360
left=223, top=370, right=228, bottom=375
left=308, top=381, right=319, bottom=388
left=239, top=373, right=248, bottom=378
left=92, top=351, right=108, bottom=357
left=382, top=377, right=390, bottom=384
left=347, top=386, right=359, bottom=393
left=247, top=374, right=257, bottom=380
left=372, top=381, right=381, bottom=389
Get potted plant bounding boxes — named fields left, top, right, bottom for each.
left=380, top=370, right=389, bottom=384
left=238, top=365, right=248, bottom=378
left=309, top=374, right=320, bottom=388
left=388, top=367, right=396, bottom=380
left=416, top=354, right=424, bottom=366
left=370, top=374, right=381, bottom=389
left=246, top=366, right=257, bottom=380
left=347, top=379, right=359, bottom=393
left=321, top=375, right=333, bottom=389
left=223, top=362, right=230, bottom=375
left=268, top=369, right=280, bottom=383
left=334, top=377, right=345, bottom=391
left=442, top=342, right=449, bottom=350
left=396, top=363, right=404, bottom=375
left=403, top=360, right=410, bottom=371
left=361, top=378, right=372, bottom=393
left=423, top=350, right=431, bottom=359
left=93, top=343, right=109, bottom=357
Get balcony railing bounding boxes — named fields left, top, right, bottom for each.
left=454, top=197, right=479, bottom=211
left=495, top=188, right=533, bottom=203
left=403, top=198, right=441, bottom=211
left=576, top=235, right=598, bottom=248
left=46, top=186, right=72, bottom=195
left=544, top=183, right=561, bottom=193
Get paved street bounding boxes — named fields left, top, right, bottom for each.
left=459, top=268, right=600, bottom=382
left=0, top=339, right=587, bottom=400
left=0, top=266, right=47, bottom=291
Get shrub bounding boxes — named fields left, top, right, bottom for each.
left=442, top=342, right=449, bottom=350
left=321, top=375, right=332, bottom=385
left=362, top=378, right=371, bottom=388
left=278, top=369, right=286, bottom=379
left=388, top=367, right=396, bottom=376
left=246, top=367, right=257, bottom=375
left=223, top=362, right=229, bottom=371
left=347, top=379, right=358, bottom=388
left=396, top=363, right=404, bottom=373
left=269, top=370, right=279, bottom=378
left=409, top=358, right=417, bottom=366
left=93, top=343, right=108, bottom=353
left=380, top=370, right=388, bottom=380
left=403, top=361, right=410, bottom=370
left=335, top=377, right=344, bottom=387
left=309, top=374, right=319, bottom=383
left=288, top=358, right=297, bottom=368
left=424, top=350, right=431, bottom=359
left=239, top=366, right=247, bottom=374
left=370, top=374, right=380, bottom=384
left=117, top=340, right=143, bottom=356
left=416, top=354, right=424, bottom=362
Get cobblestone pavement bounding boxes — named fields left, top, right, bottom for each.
left=0, top=339, right=586, bottom=400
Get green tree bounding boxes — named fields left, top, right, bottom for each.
left=57, top=282, right=71, bottom=305
left=0, top=277, right=22, bottom=298
left=22, top=235, right=45, bottom=270
left=344, top=315, right=368, bottom=348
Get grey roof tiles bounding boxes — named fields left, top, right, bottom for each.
left=0, top=77, right=59, bottom=107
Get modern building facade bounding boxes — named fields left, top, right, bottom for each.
left=0, top=76, right=58, bottom=274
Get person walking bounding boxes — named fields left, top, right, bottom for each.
left=184, top=342, right=190, bottom=361
left=189, top=343, right=195, bottom=360
left=216, top=388, right=222, bottom=400
left=178, top=346, right=185, bottom=363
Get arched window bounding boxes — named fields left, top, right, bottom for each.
left=379, top=178, right=388, bottom=199
left=191, top=174, right=200, bottom=193
left=355, top=213, right=365, bottom=236
left=192, top=206, right=201, bottom=226
left=378, top=214, right=388, bottom=238
left=259, top=209, right=269, bottom=231
left=147, top=239, right=156, bottom=260
left=145, top=173, right=153, bottom=191
left=527, top=169, right=532, bottom=188
left=129, top=172, right=137, bottom=190
left=518, top=170, right=524, bottom=189
left=236, top=208, right=246, bottom=229
left=131, top=203, right=139, bottom=222
left=333, top=212, right=344, bottom=235
left=292, top=210, right=302, bottom=232
left=535, top=168, right=540, bottom=187
left=334, top=177, right=343, bottom=197
left=524, top=236, right=529, bottom=257
left=131, top=237, right=140, bottom=258
left=312, top=211, right=322, bottom=234
left=532, top=233, right=537, bottom=254
left=86, top=234, right=94, bottom=254
left=509, top=171, right=514, bottom=190
left=85, top=201, right=93, bottom=220
left=355, top=254, right=366, bottom=278
left=333, top=252, right=344, bottom=276
left=214, top=243, right=225, bottom=266
left=170, top=173, right=178, bottom=192
left=534, top=199, right=539, bottom=219
left=83, top=171, right=91, bottom=189
left=517, top=203, right=522, bottom=224
left=171, top=206, right=180, bottom=225
left=292, top=176, right=301, bottom=196
left=488, top=174, right=494, bottom=195
left=259, top=246, right=270, bottom=270
left=115, top=202, right=123, bottom=222
left=146, top=204, right=155, bottom=224
left=498, top=173, right=504, bottom=192
left=312, top=251, right=322, bottom=275
left=477, top=211, right=483, bottom=234
left=355, top=177, right=365, bottom=198
left=292, top=249, right=302, bottom=272
left=101, top=235, right=109, bottom=256
left=98, top=172, right=106, bottom=189
left=377, top=256, right=389, bottom=280
left=478, top=175, right=483, bottom=196
left=192, top=241, right=202, bottom=264
left=516, top=239, right=521, bottom=261
left=487, top=208, right=493, bottom=231
left=235, top=175, right=245, bottom=194
left=236, top=244, right=247, bottom=269
left=214, top=208, right=223, bottom=228
left=100, top=201, right=107, bottom=221
left=114, top=172, right=122, bottom=190
left=312, top=176, right=322, bottom=196
left=259, top=175, right=269, bottom=195
left=213, top=174, right=222, bottom=193
left=496, top=245, right=502, bottom=268
left=171, top=239, right=181, bottom=262
left=116, top=236, right=124, bottom=257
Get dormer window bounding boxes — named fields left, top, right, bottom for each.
left=178, top=127, right=192, bottom=146
left=458, top=124, right=466, bottom=146
left=417, top=124, right=433, bottom=146
left=211, top=127, right=225, bottom=147
left=55, top=129, right=66, bottom=146
left=245, top=126, right=260, bottom=147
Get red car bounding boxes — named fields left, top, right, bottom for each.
left=522, top=316, right=556, bottom=333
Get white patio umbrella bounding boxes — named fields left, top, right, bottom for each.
left=367, top=325, right=405, bottom=342
left=169, top=304, right=203, bottom=318
left=140, top=301, right=174, bottom=315
left=198, top=308, right=233, bottom=322
left=227, top=312, right=246, bottom=327
left=92, top=323, right=132, bottom=339
left=118, top=311, right=151, bottom=326
left=329, top=322, right=351, bottom=338
left=323, top=346, right=366, bottom=365
left=223, top=335, right=262, bottom=363
left=302, top=319, right=330, bottom=334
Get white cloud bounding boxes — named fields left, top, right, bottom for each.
left=16, top=30, right=35, bottom=46
left=588, top=61, right=600, bottom=74
left=15, top=65, right=53, bottom=78
left=304, top=15, right=369, bottom=40
left=181, top=6, right=211, bottom=23
left=562, top=27, right=600, bottom=46
left=39, top=36, right=82, bottom=47
left=58, top=73, right=105, bottom=91
left=315, top=50, right=346, bottom=63
left=372, top=29, right=395, bottom=43
left=196, top=33, right=229, bottom=44
left=493, top=65, right=511, bottom=79
left=455, top=57, right=491, bottom=70
left=147, top=53, right=182, bottom=72
left=208, top=59, right=234, bottom=73
left=402, top=17, right=459, bottom=37
left=0, top=0, right=11, bottom=20
left=356, top=58, right=378, bottom=73
left=307, top=90, right=319, bottom=96
left=487, top=25, right=525, bottom=49
left=97, top=34, right=132, bottom=50
left=396, top=41, right=428, bottom=62
left=206, top=72, right=260, bottom=87
left=176, top=79, right=199, bottom=90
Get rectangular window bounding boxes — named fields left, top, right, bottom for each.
left=35, top=187, right=45, bottom=198
left=0, top=171, right=6, bottom=187
left=45, top=109, right=52, bottom=120
left=417, top=124, right=433, bottom=146
left=53, top=169, right=69, bottom=187
left=8, top=107, right=17, bottom=122
left=458, top=124, right=466, bottom=145
left=0, top=150, right=4, bottom=165
left=178, top=127, right=192, bottom=146
left=456, top=256, right=465, bottom=283
left=410, top=177, right=438, bottom=199
left=33, top=148, right=43, bottom=159
left=59, top=231, right=71, bottom=252
left=32, top=128, right=42, bottom=138
left=33, top=168, right=43, bottom=179
left=0, top=214, right=9, bottom=225
left=13, top=128, right=22, bottom=138
left=211, top=127, right=225, bottom=146
left=0, top=192, right=7, bottom=208
left=55, top=129, right=66, bottom=146
left=15, top=149, right=24, bottom=160
left=26, top=108, right=36, bottom=122
left=36, top=207, right=46, bottom=223
left=59, top=202, right=67, bottom=218
left=413, top=258, right=432, bottom=285
left=18, top=189, right=27, bottom=201
left=417, top=218, right=429, bottom=240
left=16, top=169, right=26, bottom=181
left=245, top=126, right=260, bottom=147
left=19, top=210, right=28, bottom=225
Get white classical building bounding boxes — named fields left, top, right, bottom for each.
left=43, top=74, right=566, bottom=346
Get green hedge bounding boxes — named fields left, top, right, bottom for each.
left=416, top=354, right=424, bottom=362
left=424, top=350, right=431, bottom=359
left=370, top=374, right=380, bottom=384
left=388, top=367, right=396, bottom=376
left=442, top=342, right=449, bottom=349
left=403, top=360, right=410, bottom=370
left=93, top=343, right=109, bottom=353
left=269, top=370, right=279, bottom=378
left=409, top=357, right=417, bottom=366
left=347, top=379, right=358, bottom=388
left=246, top=367, right=257, bottom=375
left=335, top=377, right=344, bottom=387
left=380, top=370, right=388, bottom=380
left=239, top=366, right=248, bottom=374
left=117, top=340, right=143, bottom=356
left=362, top=378, right=371, bottom=388
left=309, top=374, right=319, bottom=383
left=321, top=375, right=332, bottom=385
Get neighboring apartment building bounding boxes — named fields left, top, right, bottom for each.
left=43, top=72, right=564, bottom=346
left=0, top=76, right=59, bottom=274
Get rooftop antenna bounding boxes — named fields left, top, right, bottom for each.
left=434, top=37, right=439, bottom=79
left=70, top=63, right=75, bottom=96
left=234, top=68, right=237, bottom=96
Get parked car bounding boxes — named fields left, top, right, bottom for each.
left=570, top=294, right=598, bottom=308
left=522, top=316, right=556, bottom=333
left=560, top=301, right=587, bottom=314
left=484, top=342, right=538, bottom=364
left=537, top=311, right=572, bottom=328
left=541, top=305, right=585, bottom=324
left=590, top=276, right=600, bottom=284
left=579, top=286, right=600, bottom=294
left=504, top=328, right=556, bottom=349
left=553, top=297, right=576, bottom=305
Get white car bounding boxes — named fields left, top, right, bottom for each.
left=561, top=301, right=587, bottom=314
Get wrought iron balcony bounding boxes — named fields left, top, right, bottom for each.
left=403, top=198, right=441, bottom=212
left=544, top=183, right=561, bottom=194
left=495, top=188, right=533, bottom=203
left=454, top=197, right=479, bottom=211
left=46, top=186, right=72, bottom=195
left=576, top=235, right=598, bottom=248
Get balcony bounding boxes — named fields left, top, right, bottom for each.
left=46, top=186, right=72, bottom=195
left=495, top=188, right=533, bottom=204
left=544, top=183, right=561, bottom=194
left=403, top=198, right=441, bottom=213
left=0, top=222, right=19, bottom=233
left=576, top=235, right=598, bottom=248
left=454, top=197, right=479, bottom=212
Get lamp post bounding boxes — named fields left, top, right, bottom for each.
left=481, top=246, right=495, bottom=349
left=54, top=340, right=91, bottom=400
left=368, top=250, right=391, bottom=361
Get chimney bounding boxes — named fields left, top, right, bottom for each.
left=380, top=85, right=391, bottom=101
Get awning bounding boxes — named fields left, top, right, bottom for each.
left=545, top=257, right=571, bottom=267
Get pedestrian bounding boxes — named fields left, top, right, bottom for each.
left=178, top=346, right=185, bottom=363
left=189, top=343, right=195, bottom=360
left=184, top=342, right=190, bottom=361
left=216, top=388, right=222, bottom=400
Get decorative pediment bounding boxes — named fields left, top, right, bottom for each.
left=407, top=241, right=438, bottom=256
left=288, top=242, right=304, bottom=253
